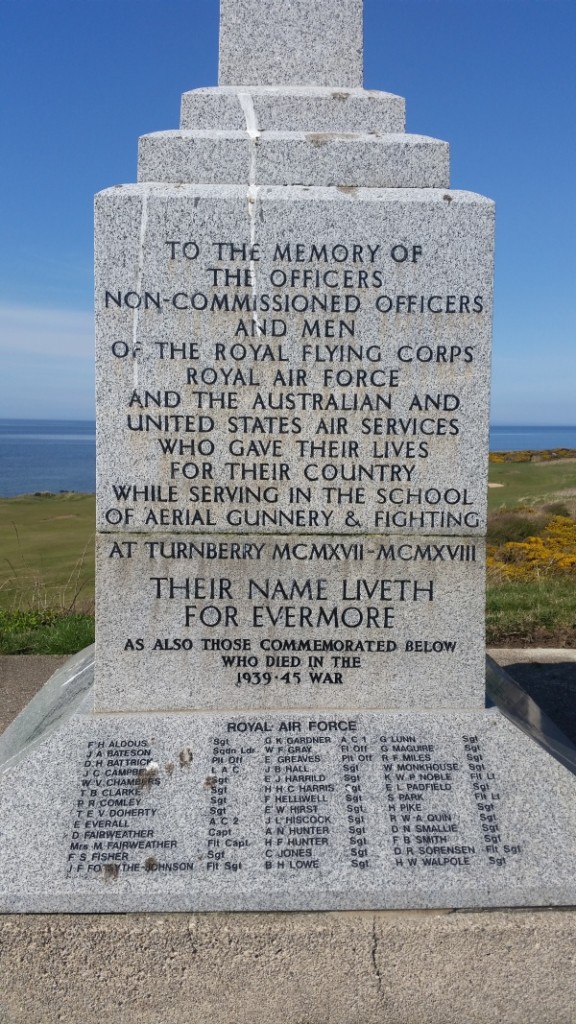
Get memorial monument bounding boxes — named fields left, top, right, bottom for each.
left=1, top=0, right=575, bottom=912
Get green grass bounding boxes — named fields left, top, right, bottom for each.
left=0, top=491, right=96, bottom=652
left=0, top=608, right=95, bottom=655
left=486, top=578, right=576, bottom=647
left=0, top=492, right=95, bottom=611
left=488, top=459, right=576, bottom=513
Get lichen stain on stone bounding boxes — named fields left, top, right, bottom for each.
left=144, top=856, right=158, bottom=872
left=179, top=748, right=194, bottom=768
left=307, top=133, right=355, bottom=146
left=306, top=134, right=330, bottom=147
left=138, top=761, right=160, bottom=789
left=203, top=775, right=218, bottom=789
left=165, top=762, right=175, bottom=776
left=103, top=864, right=120, bottom=882
left=332, top=92, right=351, bottom=101
left=337, top=185, right=359, bottom=195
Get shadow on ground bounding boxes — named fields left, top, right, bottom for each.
left=500, top=661, right=576, bottom=746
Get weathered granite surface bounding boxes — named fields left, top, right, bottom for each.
left=1, top=688, right=576, bottom=912
left=95, top=184, right=493, bottom=537
left=218, top=0, right=364, bottom=88
left=95, top=533, right=485, bottom=713
left=92, top=0, right=494, bottom=782
left=180, top=87, right=406, bottom=134
left=137, top=131, right=449, bottom=187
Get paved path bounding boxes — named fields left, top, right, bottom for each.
left=0, top=655, right=67, bottom=734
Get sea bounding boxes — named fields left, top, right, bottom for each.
left=0, top=419, right=96, bottom=498
left=0, top=419, right=576, bottom=499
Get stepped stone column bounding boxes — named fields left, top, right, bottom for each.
left=95, top=0, right=488, bottom=715
left=1, top=0, right=575, bottom=916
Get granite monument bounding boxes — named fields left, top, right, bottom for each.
left=1, top=0, right=575, bottom=913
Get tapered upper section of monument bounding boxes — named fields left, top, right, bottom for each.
left=218, top=0, right=363, bottom=87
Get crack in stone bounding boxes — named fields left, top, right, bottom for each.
left=371, top=918, right=382, bottom=995
left=238, top=90, right=262, bottom=337
left=131, top=192, right=148, bottom=390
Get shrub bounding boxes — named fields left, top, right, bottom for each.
left=487, top=515, right=576, bottom=581
left=487, top=511, right=548, bottom=545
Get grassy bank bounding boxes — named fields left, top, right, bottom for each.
left=0, top=455, right=575, bottom=654
left=0, top=492, right=95, bottom=611
left=488, top=456, right=576, bottom=514
left=486, top=578, right=576, bottom=646
left=0, top=492, right=96, bottom=653
left=0, top=608, right=95, bottom=655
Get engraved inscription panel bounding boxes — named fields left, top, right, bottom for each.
left=95, top=532, right=485, bottom=711
left=65, top=713, right=525, bottom=905
left=95, top=186, right=493, bottom=536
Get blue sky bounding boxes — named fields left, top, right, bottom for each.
left=0, top=0, right=574, bottom=423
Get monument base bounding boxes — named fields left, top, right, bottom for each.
left=3, top=907, right=576, bottom=1024
left=1, top=649, right=575, bottom=913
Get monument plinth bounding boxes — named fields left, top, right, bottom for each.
left=1, top=0, right=575, bottom=913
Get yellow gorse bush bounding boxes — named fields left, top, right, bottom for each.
left=489, top=448, right=576, bottom=464
left=487, top=515, right=576, bottom=581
